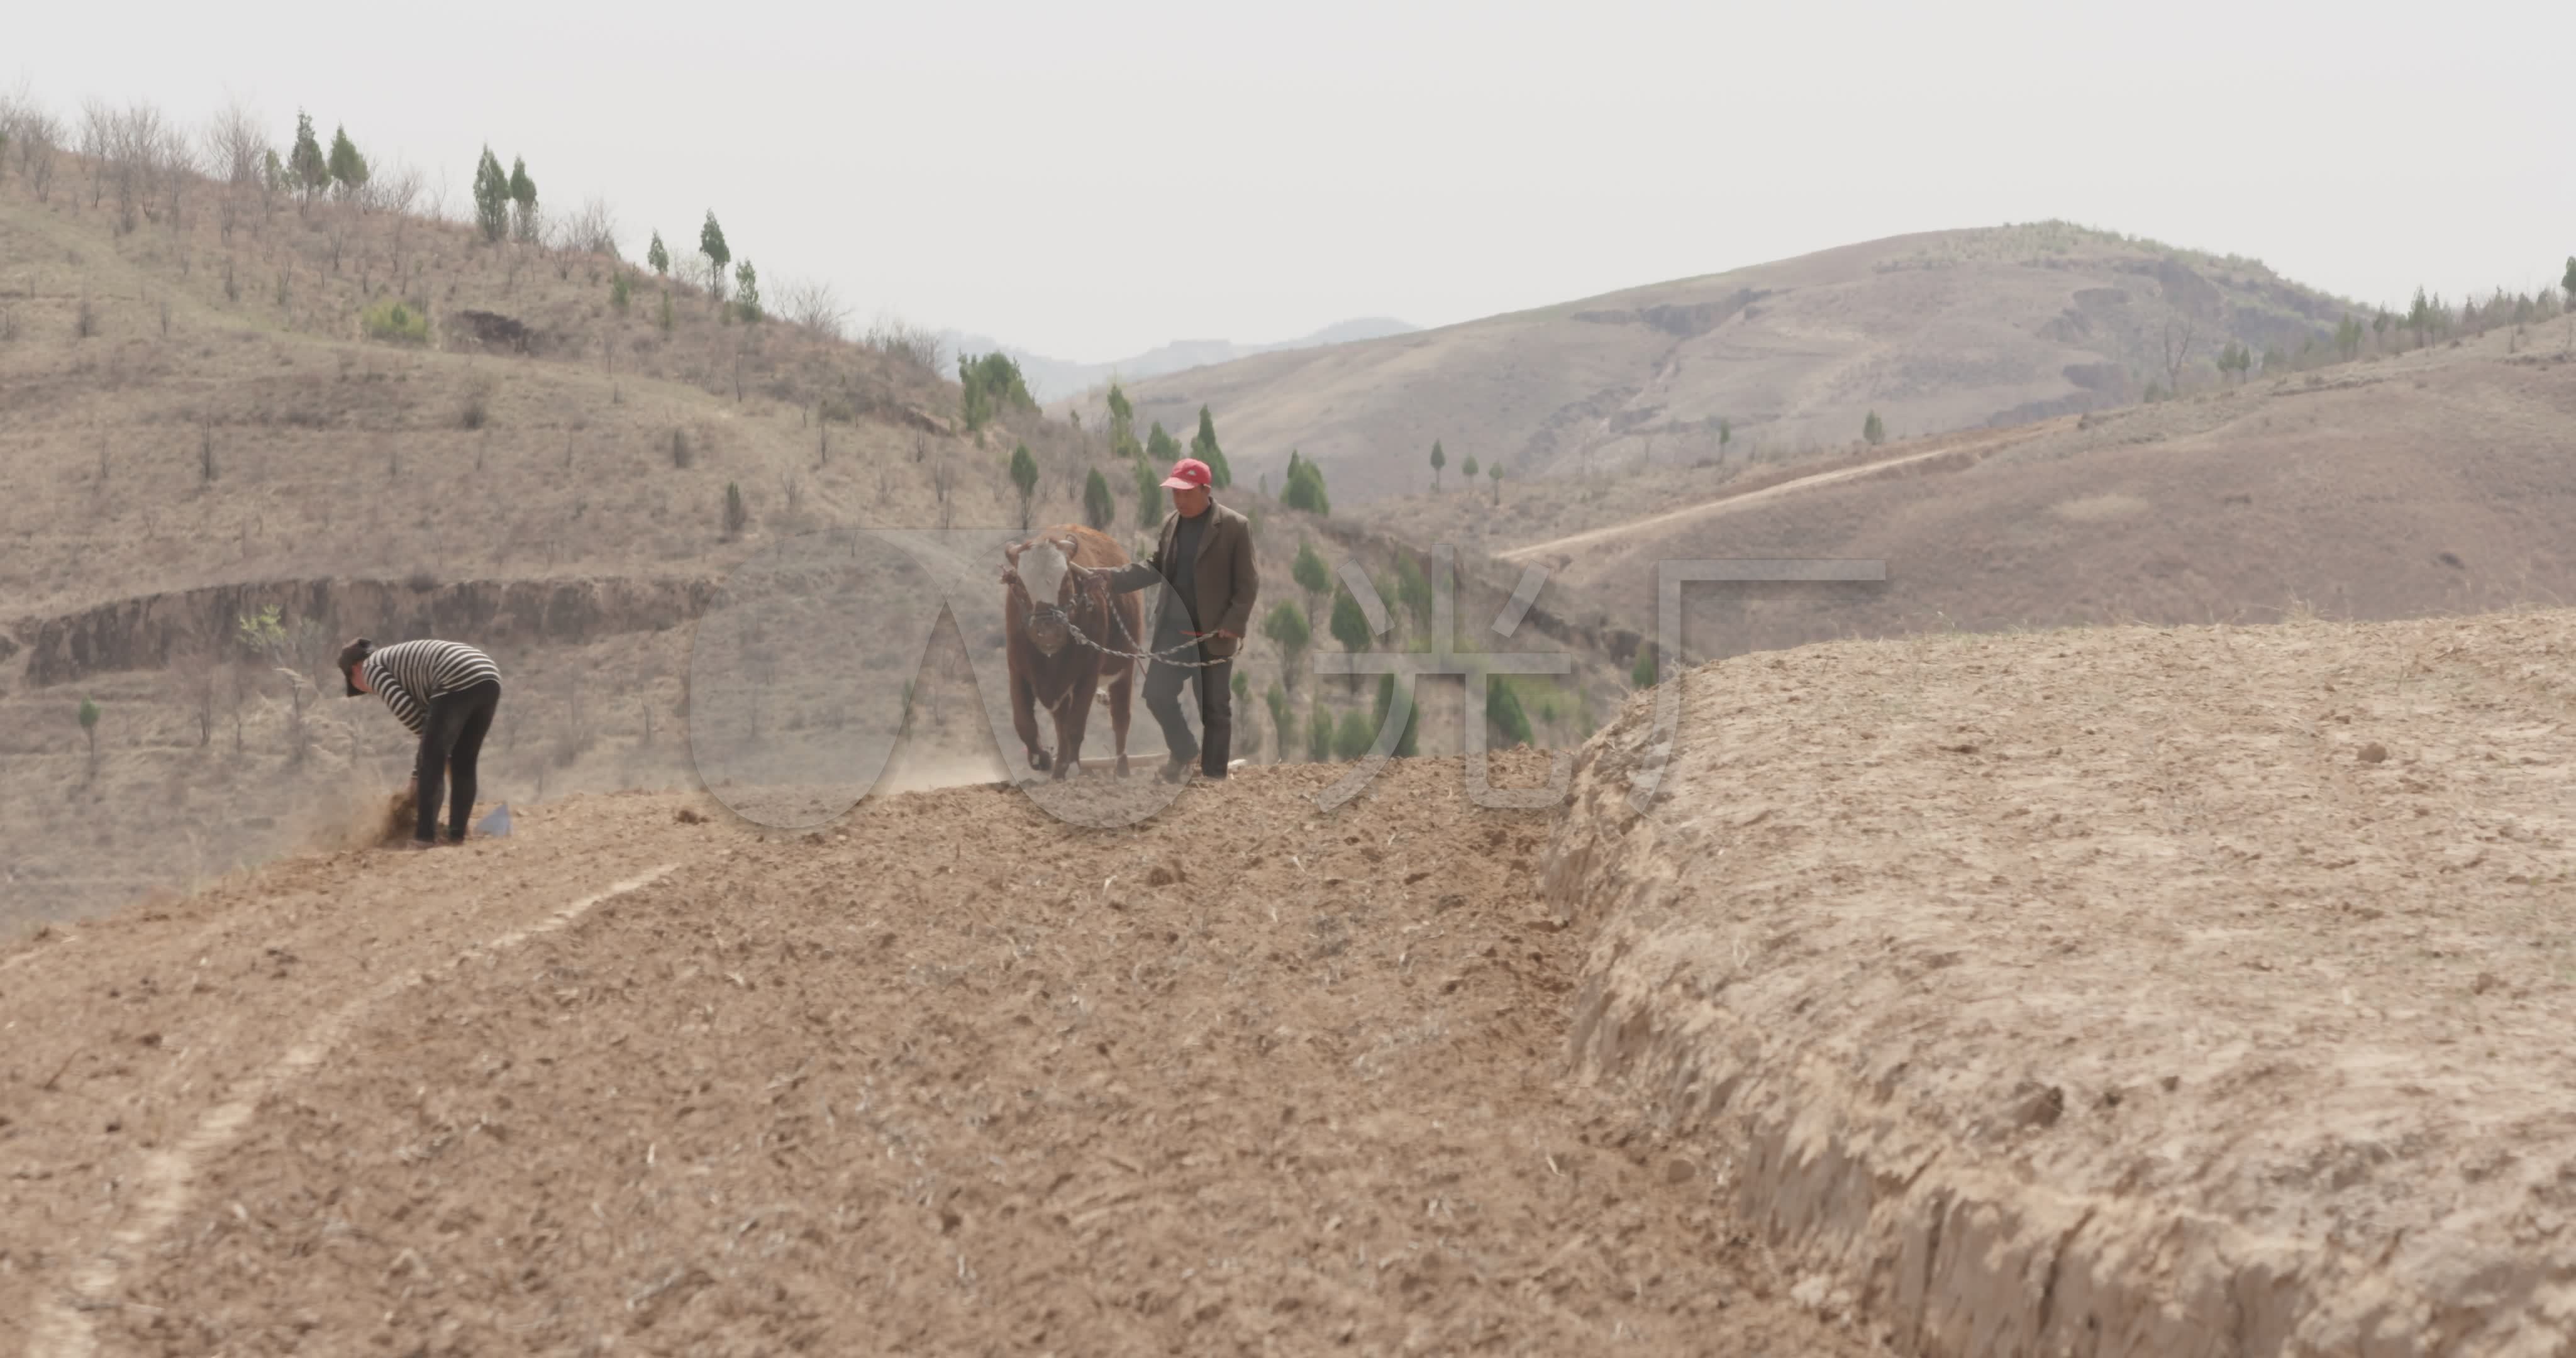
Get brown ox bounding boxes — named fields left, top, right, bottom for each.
left=1001, top=524, right=1141, bottom=778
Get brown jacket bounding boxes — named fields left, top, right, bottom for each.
left=1102, top=500, right=1260, bottom=660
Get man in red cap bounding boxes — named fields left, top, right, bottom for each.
left=1080, top=456, right=1258, bottom=781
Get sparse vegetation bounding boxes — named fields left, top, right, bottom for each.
left=1630, top=644, right=1657, bottom=689
left=1430, top=439, right=1446, bottom=491
left=959, top=351, right=1035, bottom=431
left=1863, top=411, right=1885, bottom=445
left=733, top=259, right=761, bottom=323
left=361, top=297, right=427, bottom=344
left=723, top=481, right=748, bottom=539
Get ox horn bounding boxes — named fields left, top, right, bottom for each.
left=1004, top=539, right=1027, bottom=565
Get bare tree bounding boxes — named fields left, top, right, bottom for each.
left=75, top=97, right=113, bottom=207
left=563, top=196, right=619, bottom=257
left=777, top=277, right=850, bottom=340
left=167, top=634, right=220, bottom=748
left=203, top=99, right=268, bottom=243
left=865, top=312, right=944, bottom=372
left=14, top=108, right=62, bottom=202
left=2161, top=315, right=2199, bottom=396
left=0, top=85, right=64, bottom=202
left=931, top=453, right=957, bottom=529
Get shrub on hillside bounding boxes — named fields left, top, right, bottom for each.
left=362, top=298, right=428, bottom=345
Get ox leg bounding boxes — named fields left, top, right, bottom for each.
left=1053, top=686, right=1093, bottom=780
left=1011, top=670, right=1049, bottom=772
left=1107, top=661, right=1135, bottom=778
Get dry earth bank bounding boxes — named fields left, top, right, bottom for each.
left=1548, top=609, right=2576, bottom=1354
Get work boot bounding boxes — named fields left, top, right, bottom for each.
left=1157, top=757, right=1193, bottom=785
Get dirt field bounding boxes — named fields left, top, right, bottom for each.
left=1548, top=608, right=2576, bottom=1354
left=0, top=753, right=1880, bottom=1357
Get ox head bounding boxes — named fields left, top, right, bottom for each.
left=1006, top=533, right=1089, bottom=658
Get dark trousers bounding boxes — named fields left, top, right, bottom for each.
left=414, top=680, right=499, bottom=843
left=1142, top=646, right=1232, bottom=777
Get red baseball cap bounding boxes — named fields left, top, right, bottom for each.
left=1159, top=457, right=1213, bottom=490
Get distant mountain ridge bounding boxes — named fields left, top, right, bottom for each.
left=942, top=317, right=1419, bottom=403
left=1099, top=222, right=2373, bottom=505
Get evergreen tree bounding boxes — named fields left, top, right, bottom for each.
left=1328, top=583, right=1372, bottom=693
left=1430, top=439, right=1446, bottom=490
left=1082, top=468, right=1115, bottom=531
left=1265, top=682, right=1295, bottom=763
left=508, top=157, right=538, bottom=241
left=1333, top=708, right=1375, bottom=761
left=2407, top=286, right=2434, bottom=349
left=1146, top=421, right=1180, bottom=466
left=646, top=230, right=669, bottom=276
left=1008, top=444, right=1039, bottom=529
left=1290, top=541, right=1330, bottom=621
left=2563, top=257, right=2576, bottom=310
left=1106, top=383, right=1140, bottom=460
left=1487, top=678, right=1533, bottom=749
left=658, top=289, right=674, bottom=334
left=78, top=695, right=100, bottom=778
left=1280, top=450, right=1330, bottom=516
left=1461, top=454, right=1480, bottom=482
left=1133, top=448, right=1163, bottom=529
left=1262, top=601, right=1311, bottom=686
left=699, top=211, right=731, bottom=297
left=1372, top=673, right=1419, bottom=758
left=289, top=111, right=329, bottom=204
left=471, top=146, right=509, bottom=243
left=1863, top=410, right=1885, bottom=445
left=325, top=125, right=369, bottom=201
left=1189, top=406, right=1232, bottom=487
left=1718, top=417, right=1733, bottom=460
left=610, top=270, right=631, bottom=312
left=1306, top=700, right=1334, bottom=762
left=733, top=259, right=761, bottom=321
left=1485, top=461, right=1502, bottom=505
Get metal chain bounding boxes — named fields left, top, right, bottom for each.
left=1058, top=592, right=1233, bottom=670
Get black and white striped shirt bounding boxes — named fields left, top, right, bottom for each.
left=364, top=640, right=501, bottom=736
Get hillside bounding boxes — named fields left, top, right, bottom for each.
left=1472, top=325, right=2576, bottom=670
left=1094, top=222, right=2373, bottom=505
left=0, top=129, right=1618, bottom=925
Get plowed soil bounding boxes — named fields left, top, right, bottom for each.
left=1548, top=609, right=2576, bottom=1355
left=1, top=754, right=1878, bottom=1357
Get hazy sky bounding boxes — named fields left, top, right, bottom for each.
left=16, top=1, right=2572, bottom=361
